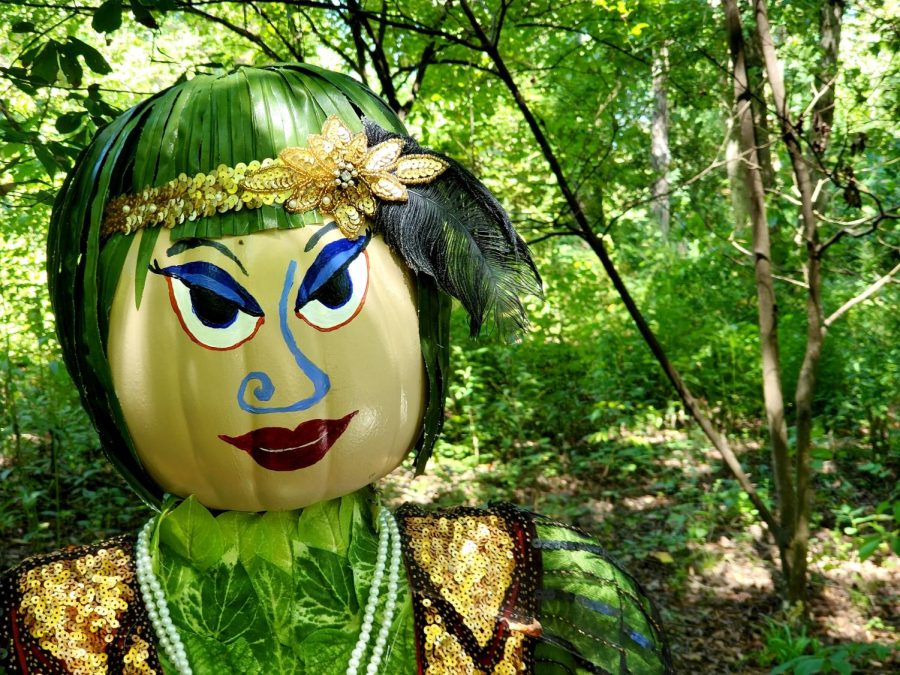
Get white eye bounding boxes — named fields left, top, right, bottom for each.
left=296, top=251, right=369, bottom=331
left=152, top=261, right=265, bottom=351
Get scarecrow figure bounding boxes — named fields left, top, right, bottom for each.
left=1, top=65, right=669, bottom=674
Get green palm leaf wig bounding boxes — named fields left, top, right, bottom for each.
left=47, top=64, right=540, bottom=507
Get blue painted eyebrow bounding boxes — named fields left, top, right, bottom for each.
left=150, top=260, right=264, bottom=317
left=295, top=234, right=370, bottom=310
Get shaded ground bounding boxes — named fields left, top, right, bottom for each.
left=381, top=432, right=899, bottom=674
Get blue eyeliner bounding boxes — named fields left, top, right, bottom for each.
left=295, top=234, right=370, bottom=310
left=150, top=261, right=264, bottom=316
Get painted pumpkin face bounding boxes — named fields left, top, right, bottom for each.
left=107, top=223, right=426, bottom=511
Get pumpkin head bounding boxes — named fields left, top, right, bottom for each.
left=48, top=65, right=538, bottom=511
left=107, top=226, right=425, bottom=511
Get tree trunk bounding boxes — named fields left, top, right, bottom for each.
left=725, top=126, right=750, bottom=231
left=456, top=0, right=782, bottom=539
left=722, top=0, right=794, bottom=577
left=812, top=0, right=844, bottom=213
left=727, top=17, right=775, bottom=226
left=745, top=25, right=776, bottom=190
left=754, top=0, right=826, bottom=607
left=650, top=42, right=671, bottom=237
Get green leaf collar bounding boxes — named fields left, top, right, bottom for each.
left=147, top=489, right=416, bottom=674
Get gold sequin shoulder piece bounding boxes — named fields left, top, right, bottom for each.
left=395, top=503, right=543, bottom=675
left=0, top=535, right=161, bottom=675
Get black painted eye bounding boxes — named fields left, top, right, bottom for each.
left=310, top=268, right=353, bottom=309
left=189, top=286, right=240, bottom=328
left=151, top=260, right=265, bottom=351
left=296, top=252, right=369, bottom=331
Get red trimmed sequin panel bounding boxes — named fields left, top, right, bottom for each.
left=0, top=535, right=161, bottom=674
left=396, top=503, right=543, bottom=675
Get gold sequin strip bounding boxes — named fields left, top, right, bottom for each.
left=101, top=115, right=448, bottom=241
left=1, top=536, right=160, bottom=674
left=397, top=504, right=542, bottom=675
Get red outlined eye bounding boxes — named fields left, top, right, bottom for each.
left=151, top=261, right=265, bottom=351
left=296, top=251, right=369, bottom=332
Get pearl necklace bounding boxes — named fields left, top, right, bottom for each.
left=135, top=518, right=193, bottom=674
left=346, top=507, right=402, bottom=675
left=136, top=505, right=402, bottom=675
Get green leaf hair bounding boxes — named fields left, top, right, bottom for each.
left=48, top=64, right=537, bottom=505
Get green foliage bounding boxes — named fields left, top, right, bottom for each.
left=831, top=500, right=900, bottom=561
left=759, top=619, right=893, bottom=674
left=92, top=1, right=124, bottom=34
left=0, top=216, right=149, bottom=567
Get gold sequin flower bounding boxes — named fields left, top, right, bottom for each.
left=240, top=116, right=448, bottom=239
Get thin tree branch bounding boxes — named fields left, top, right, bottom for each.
left=729, top=240, right=809, bottom=288
left=177, top=4, right=283, bottom=61
left=512, top=21, right=651, bottom=68
left=816, top=208, right=900, bottom=229
left=398, top=40, right=436, bottom=120
left=0, top=0, right=92, bottom=10
left=609, top=129, right=777, bottom=230
left=723, top=0, right=792, bottom=548
left=458, top=0, right=781, bottom=540
left=824, top=262, right=900, bottom=328
left=817, top=190, right=899, bottom=257
left=802, top=73, right=839, bottom=120
left=430, top=59, right=498, bottom=76
left=492, top=0, right=510, bottom=48
left=755, top=0, right=827, bottom=606
left=349, top=0, right=401, bottom=110
left=299, top=9, right=364, bottom=82
left=249, top=2, right=303, bottom=61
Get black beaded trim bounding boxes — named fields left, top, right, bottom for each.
left=532, top=538, right=612, bottom=556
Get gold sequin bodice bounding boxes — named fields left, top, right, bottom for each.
left=1, top=505, right=668, bottom=674
left=1, top=535, right=159, bottom=674
left=396, top=503, right=542, bottom=675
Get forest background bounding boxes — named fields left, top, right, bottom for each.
left=0, top=0, right=897, bottom=672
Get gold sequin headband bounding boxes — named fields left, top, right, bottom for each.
left=102, top=116, right=449, bottom=241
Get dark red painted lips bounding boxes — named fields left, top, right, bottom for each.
left=219, top=410, right=358, bottom=471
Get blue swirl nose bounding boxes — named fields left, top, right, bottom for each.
left=237, top=260, right=330, bottom=414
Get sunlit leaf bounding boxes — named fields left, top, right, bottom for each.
left=33, top=143, right=58, bottom=176
left=858, top=535, right=881, bottom=560
left=650, top=551, right=674, bottom=564
left=159, top=495, right=226, bottom=570
left=58, top=47, right=84, bottom=86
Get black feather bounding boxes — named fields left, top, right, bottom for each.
left=364, top=119, right=542, bottom=338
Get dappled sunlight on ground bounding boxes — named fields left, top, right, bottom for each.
left=621, top=493, right=675, bottom=512
left=688, top=538, right=775, bottom=596
left=380, top=430, right=900, bottom=673
left=808, top=536, right=898, bottom=646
